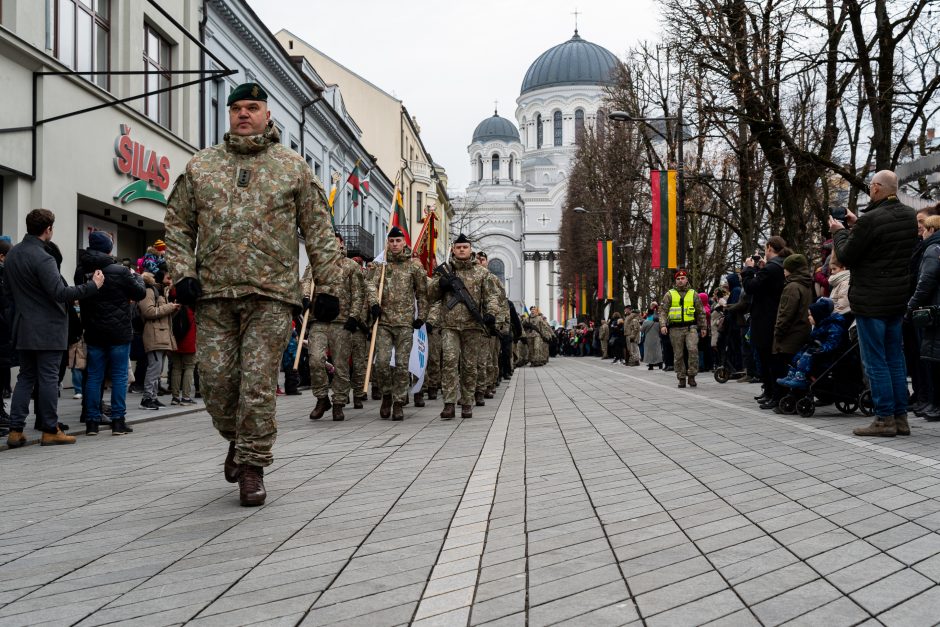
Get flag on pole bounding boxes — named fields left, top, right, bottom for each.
left=651, top=170, right=678, bottom=269
left=391, top=188, right=411, bottom=246
left=412, top=209, right=438, bottom=277
left=360, top=169, right=371, bottom=200
left=597, top=240, right=613, bottom=300
left=580, top=274, right=589, bottom=315
left=347, top=161, right=362, bottom=208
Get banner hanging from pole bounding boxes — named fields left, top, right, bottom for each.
left=650, top=170, right=678, bottom=269
left=597, top=240, right=613, bottom=300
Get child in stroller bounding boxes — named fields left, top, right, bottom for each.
left=776, top=298, right=847, bottom=389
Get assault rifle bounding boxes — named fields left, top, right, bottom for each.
left=434, top=262, right=495, bottom=333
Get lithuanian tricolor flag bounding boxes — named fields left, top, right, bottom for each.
left=597, top=240, right=613, bottom=300
left=651, top=170, right=678, bottom=269
left=391, top=189, right=411, bottom=246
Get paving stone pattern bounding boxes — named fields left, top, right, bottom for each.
left=3, top=358, right=940, bottom=625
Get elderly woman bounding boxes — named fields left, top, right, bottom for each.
left=908, top=215, right=940, bottom=421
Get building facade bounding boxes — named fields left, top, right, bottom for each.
left=455, top=31, right=619, bottom=320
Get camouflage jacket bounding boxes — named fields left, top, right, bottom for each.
left=301, top=255, right=363, bottom=323
left=484, top=271, right=510, bottom=334
left=625, top=313, right=642, bottom=341
left=427, top=257, right=500, bottom=331
left=372, top=247, right=427, bottom=327
left=529, top=315, right=553, bottom=342
left=356, top=265, right=379, bottom=329
left=164, top=123, right=342, bottom=306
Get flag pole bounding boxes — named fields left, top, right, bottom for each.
left=363, top=168, right=402, bottom=394
left=292, top=278, right=317, bottom=370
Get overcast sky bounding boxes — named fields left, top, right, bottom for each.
left=249, top=0, right=661, bottom=193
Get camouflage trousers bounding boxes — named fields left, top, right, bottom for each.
left=514, top=339, right=528, bottom=367
left=374, top=325, right=413, bottom=403
left=529, top=336, right=547, bottom=366
left=442, top=327, right=483, bottom=406
left=350, top=329, right=369, bottom=400
left=489, top=335, right=500, bottom=383
left=421, top=329, right=442, bottom=393
left=477, top=334, right=499, bottom=391
left=309, top=321, right=351, bottom=405
left=669, top=326, right=699, bottom=379
left=627, top=340, right=640, bottom=365
left=197, top=297, right=292, bottom=467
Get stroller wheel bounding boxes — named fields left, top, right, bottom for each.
left=835, top=400, right=858, bottom=414
left=714, top=367, right=730, bottom=384
left=797, top=397, right=815, bottom=417
left=779, top=395, right=797, bottom=415
left=858, top=390, right=874, bottom=417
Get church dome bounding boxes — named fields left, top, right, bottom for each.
left=521, top=32, right=619, bottom=95
left=472, top=113, right=520, bottom=143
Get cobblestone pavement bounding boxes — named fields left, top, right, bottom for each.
left=3, top=357, right=940, bottom=626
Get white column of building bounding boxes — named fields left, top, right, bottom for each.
left=524, top=256, right=536, bottom=310
left=500, top=155, right=508, bottom=182
left=539, top=256, right=551, bottom=314
left=547, top=256, right=556, bottom=323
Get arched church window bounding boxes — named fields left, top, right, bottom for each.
left=536, top=113, right=543, bottom=149
left=477, top=156, right=483, bottom=182
left=553, top=111, right=562, bottom=147
left=597, top=108, right=607, bottom=140
left=575, top=109, right=585, bottom=143
left=489, top=258, right=506, bottom=285
left=492, top=153, right=500, bottom=184
left=508, top=155, right=514, bottom=182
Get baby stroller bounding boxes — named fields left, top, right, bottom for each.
left=777, top=337, right=872, bottom=418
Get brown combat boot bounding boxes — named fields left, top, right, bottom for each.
left=41, top=429, right=76, bottom=446
left=440, top=403, right=455, bottom=420
left=853, top=416, right=897, bottom=437
left=392, top=402, right=404, bottom=421
left=332, top=404, right=345, bottom=421
left=483, top=388, right=494, bottom=399
left=371, top=385, right=381, bottom=400
left=678, top=378, right=687, bottom=389
left=427, top=389, right=438, bottom=400
left=461, top=405, right=473, bottom=418
left=353, top=396, right=365, bottom=409
left=414, top=393, right=425, bottom=407
left=380, top=394, right=392, bottom=419
left=238, top=464, right=266, bottom=506
left=309, top=397, right=331, bottom=420
left=6, top=430, right=27, bottom=448
left=224, top=441, right=240, bottom=483
left=895, top=413, right=911, bottom=436
left=475, top=392, right=485, bottom=407
left=688, top=376, right=697, bottom=388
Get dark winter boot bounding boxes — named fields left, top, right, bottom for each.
left=111, top=419, right=133, bottom=435
left=309, top=397, right=331, bottom=420
left=678, top=378, right=687, bottom=389
left=440, top=403, right=455, bottom=420
left=461, top=404, right=473, bottom=418
left=224, top=441, right=240, bottom=483
left=332, top=404, right=345, bottom=421
left=413, top=393, right=425, bottom=407
left=895, top=413, right=911, bottom=436
left=392, top=402, right=404, bottom=421
left=238, top=464, right=266, bottom=506
left=380, top=394, right=392, bottom=419
left=371, top=385, right=381, bottom=401
left=853, top=416, right=897, bottom=437
left=353, top=396, right=365, bottom=409
left=688, top=376, right=697, bottom=388
left=475, top=392, right=485, bottom=407
left=427, top=389, right=438, bottom=400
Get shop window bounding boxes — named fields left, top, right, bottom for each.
left=56, top=0, right=110, bottom=89
left=144, top=24, right=171, bottom=127
left=553, top=111, right=562, bottom=146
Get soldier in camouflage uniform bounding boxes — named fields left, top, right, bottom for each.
left=303, top=231, right=374, bottom=421
left=372, top=227, right=427, bottom=420
left=164, top=82, right=342, bottom=507
left=476, top=251, right=508, bottom=400
left=349, top=257, right=378, bottom=408
left=624, top=305, right=642, bottom=366
left=515, top=315, right=530, bottom=366
left=428, top=234, right=501, bottom=419
left=526, top=308, right=552, bottom=366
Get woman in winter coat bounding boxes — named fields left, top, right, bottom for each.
left=168, top=286, right=196, bottom=405
left=139, top=270, right=178, bottom=410
left=908, top=215, right=940, bottom=420
left=609, top=314, right=625, bottom=364
left=828, top=254, right=852, bottom=316
left=770, top=254, right=814, bottom=409
left=641, top=311, right=662, bottom=369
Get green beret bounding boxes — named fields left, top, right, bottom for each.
left=227, top=82, right=268, bottom=106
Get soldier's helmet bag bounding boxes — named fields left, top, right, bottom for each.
left=313, top=293, right=340, bottom=323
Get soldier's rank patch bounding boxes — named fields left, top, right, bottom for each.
left=237, top=168, right=252, bottom=187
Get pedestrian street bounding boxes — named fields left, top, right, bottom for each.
left=6, top=359, right=940, bottom=626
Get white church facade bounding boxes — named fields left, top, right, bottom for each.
left=455, top=31, right=619, bottom=323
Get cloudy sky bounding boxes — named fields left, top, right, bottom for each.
left=250, top=0, right=661, bottom=193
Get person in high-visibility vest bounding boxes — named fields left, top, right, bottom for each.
left=658, top=269, right=707, bottom=388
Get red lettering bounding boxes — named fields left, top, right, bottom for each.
left=114, top=124, right=172, bottom=191
left=157, top=156, right=170, bottom=190
left=113, top=134, right=133, bottom=175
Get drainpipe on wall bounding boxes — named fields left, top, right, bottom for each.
left=198, top=0, right=208, bottom=149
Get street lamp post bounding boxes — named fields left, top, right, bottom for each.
left=608, top=109, right=686, bottom=268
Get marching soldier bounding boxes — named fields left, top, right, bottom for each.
left=515, top=314, right=530, bottom=367
left=349, top=257, right=378, bottom=409
left=372, top=227, right=427, bottom=420
left=428, top=234, right=501, bottom=419
left=164, top=82, right=343, bottom=506
left=659, top=269, right=707, bottom=388
left=598, top=318, right=610, bottom=359
left=304, top=231, right=369, bottom=422
left=526, top=307, right=552, bottom=366
left=624, top=305, right=642, bottom=366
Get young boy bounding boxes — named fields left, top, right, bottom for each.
left=776, top=298, right=848, bottom=389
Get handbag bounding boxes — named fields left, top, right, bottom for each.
left=912, top=306, right=937, bottom=329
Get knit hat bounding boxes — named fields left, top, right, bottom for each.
left=387, top=226, right=404, bottom=239
left=88, top=231, right=113, bottom=254
left=153, top=239, right=166, bottom=251
left=809, top=297, right=834, bottom=323
left=783, top=254, right=808, bottom=273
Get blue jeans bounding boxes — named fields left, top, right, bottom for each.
left=71, top=368, right=84, bottom=395
left=855, top=315, right=908, bottom=417
left=85, top=343, right=131, bottom=422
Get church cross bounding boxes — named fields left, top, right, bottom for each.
left=537, top=213, right=551, bottom=226
left=572, top=8, right=581, bottom=34
left=494, top=99, right=499, bottom=115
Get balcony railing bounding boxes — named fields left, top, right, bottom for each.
left=410, top=160, right=432, bottom=181
left=336, top=224, right=376, bottom=261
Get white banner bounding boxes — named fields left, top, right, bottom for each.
left=387, top=324, right=429, bottom=394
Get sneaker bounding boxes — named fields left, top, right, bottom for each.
left=181, top=397, right=196, bottom=405
left=153, top=398, right=166, bottom=408
left=139, top=398, right=159, bottom=410
left=73, top=393, right=83, bottom=400
left=276, top=387, right=285, bottom=396
left=170, top=396, right=182, bottom=406
left=85, top=422, right=99, bottom=436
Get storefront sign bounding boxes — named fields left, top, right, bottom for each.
left=113, top=124, right=171, bottom=205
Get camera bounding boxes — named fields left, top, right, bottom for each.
left=830, top=206, right=847, bottom=226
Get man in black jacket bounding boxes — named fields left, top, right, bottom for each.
left=831, top=170, right=918, bottom=437
left=75, top=231, right=146, bottom=436
left=742, top=237, right=789, bottom=407
left=4, top=210, right=103, bottom=447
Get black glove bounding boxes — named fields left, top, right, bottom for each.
left=370, top=304, right=382, bottom=320
left=302, top=296, right=311, bottom=313
left=483, top=313, right=496, bottom=328
left=174, top=278, right=202, bottom=306
left=344, top=317, right=359, bottom=332
left=425, top=322, right=434, bottom=334
left=412, top=318, right=425, bottom=330
left=438, top=276, right=453, bottom=292
left=312, top=293, right=340, bottom=322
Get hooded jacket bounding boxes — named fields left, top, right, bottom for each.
left=140, top=274, right=178, bottom=353
left=742, top=255, right=786, bottom=347
left=74, top=248, right=146, bottom=346
left=774, top=264, right=814, bottom=354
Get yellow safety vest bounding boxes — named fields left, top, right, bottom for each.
left=668, top=289, right=696, bottom=324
